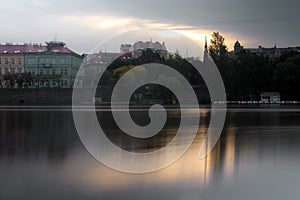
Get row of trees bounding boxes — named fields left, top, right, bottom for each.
left=93, top=33, right=300, bottom=102
left=0, top=73, right=33, bottom=88
left=102, top=37, right=299, bottom=102
left=1, top=73, right=63, bottom=88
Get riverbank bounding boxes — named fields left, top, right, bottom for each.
left=0, top=88, right=73, bottom=105
left=0, top=88, right=299, bottom=106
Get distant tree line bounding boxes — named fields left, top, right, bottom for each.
left=99, top=48, right=199, bottom=102
left=99, top=34, right=300, bottom=101
left=209, top=32, right=300, bottom=100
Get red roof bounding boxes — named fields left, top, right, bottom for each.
left=23, top=45, right=47, bottom=53
left=0, top=41, right=76, bottom=54
left=85, top=52, right=122, bottom=64
left=0, top=44, right=26, bottom=54
left=48, top=46, right=73, bottom=53
left=84, top=52, right=132, bottom=65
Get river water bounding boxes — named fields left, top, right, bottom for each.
left=0, top=106, right=300, bottom=200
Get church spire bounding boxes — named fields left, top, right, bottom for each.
left=204, top=36, right=208, bottom=63
left=205, top=36, right=208, bottom=51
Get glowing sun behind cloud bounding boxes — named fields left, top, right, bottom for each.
left=61, top=14, right=241, bottom=55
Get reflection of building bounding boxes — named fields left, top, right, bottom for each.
left=121, top=40, right=168, bottom=59
left=24, top=41, right=82, bottom=88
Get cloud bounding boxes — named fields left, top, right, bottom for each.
left=0, top=0, right=298, bottom=55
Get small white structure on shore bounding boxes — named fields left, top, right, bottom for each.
left=260, top=92, right=280, bottom=104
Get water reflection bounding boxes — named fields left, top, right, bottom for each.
left=0, top=107, right=300, bottom=200
left=0, top=110, right=78, bottom=160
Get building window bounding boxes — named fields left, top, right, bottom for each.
left=60, top=58, right=65, bottom=64
left=40, top=70, right=43, bottom=75
left=5, top=58, right=8, bottom=64
left=64, top=69, right=68, bottom=75
left=46, top=69, right=49, bottom=75
left=18, top=58, right=22, bottom=65
left=64, top=80, right=68, bottom=85
left=28, top=58, right=35, bottom=65
left=60, top=80, right=63, bottom=86
left=11, top=58, right=15, bottom=65
left=60, top=69, right=63, bottom=75
left=52, top=69, right=55, bottom=75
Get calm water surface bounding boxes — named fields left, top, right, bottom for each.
left=0, top=106, right=300, bottom=200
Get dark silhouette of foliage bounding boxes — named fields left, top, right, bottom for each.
left=208, top=32, right=300, bottom=100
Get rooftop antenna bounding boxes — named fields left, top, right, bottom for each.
left=185, top=44, right=188, bottom=58
left=54, top=33, right=58, bottom=42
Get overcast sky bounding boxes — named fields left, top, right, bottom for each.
left=0, top=0, right=299, bottom=56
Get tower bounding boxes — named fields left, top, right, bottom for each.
left=234, top=39, right=243, bottom=53
left=203, top=36, right=209, bottom=63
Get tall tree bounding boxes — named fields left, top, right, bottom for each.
left=209, top=32, right=228, bottom=62
left=208, top=32, right=230, bottom=98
